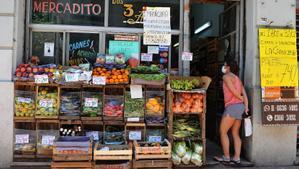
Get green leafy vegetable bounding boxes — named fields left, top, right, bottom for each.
left=170, top=79, right=201, bottom=90
left=131, top=74, right=166, bottom=81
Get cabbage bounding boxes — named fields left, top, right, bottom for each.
left=174, top=142, right=187, bottom=158
left=182, top=150, right=192, bottom=165
left=193, top=143, right=203, bottom=154
left=172, top=152, right=181, bottom=165
left=191, top=152, right=203, bottom=166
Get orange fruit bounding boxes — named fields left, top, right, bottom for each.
left=119, top=79, right=124, bottom=83
left=117, top=75, right=122, bottom=79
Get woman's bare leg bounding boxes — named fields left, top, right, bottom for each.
left=231, top=120, right=242, bottom=160
left=219, top=115, right=236, bottom=158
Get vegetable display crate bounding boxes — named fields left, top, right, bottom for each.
left=133, top=139, right=171, bottom=160
left=93, top=143, right=133, bottom=161
left=51, top=161, right=92, bottom=169
left=13, top=121, right=36, bottom=160
left=132, top=159, right=172, bottom=169
left=145, top=87, right=165, bottom=119
left=103, top=87, right=125, bottom=122
left=53, top=136, right=92, bottom=162
left=14, top=83, right=36, bottom=121
left=124, top=88, right=145, bottom=123
left=59, top=88, right=81, bottom=120
left=81, top=88, right=103, bottom=121
left=94, top=161, right=131, bottom=169
left=125, top=123, right=146, bottom=142
left=35, top=84, right=60, bottom=120
left=36, top=120, right=59, bottom=158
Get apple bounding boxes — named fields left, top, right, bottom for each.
left=26, top=67, right=32, bottom=73
left=33, top=68, right=38, bottom=73
left=29, top=73, right=34, bottom=78
left=38, top=67, right=44, bottom=73
left=16, top=72, right=22, bottom=77
left=22, top=72, right=28, bottom=77
left=20, top=67, right=26, bottom=73
left=24, top=64, right=29, bottom=68
left=15, top=68, right=20, bottom=72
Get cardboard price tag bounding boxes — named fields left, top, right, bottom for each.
left=41, top=135, right=55, bottom=145
left=39, top=99, right=54, bottom=108
left=129, top=131, right=142, bottom=140
left=149, top=136, right=162, bottom=142
left=130, top=85, right=143, bottom=99
left=86, top=131, right=99, bottom=140
left=182, top=52, right=193, bottom=61
left=65, top=73, right=79, bottom=82
left=93, top=76, right=106, bottom=85
left=17, top=97, right=32, bottom=103
left=141, top=53, right=153, bottom=62
left=34, top=75, right=49, bottom=84
left=127, top=117, right=140, bottom=122
left=15, top=134, right=29, bottom=144
left=84, top=98, right=98, bottom=108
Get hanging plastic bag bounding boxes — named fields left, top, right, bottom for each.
left=244, top=117, right=252, bottom=137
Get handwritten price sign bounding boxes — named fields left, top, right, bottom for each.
left=84, top=98, right=98, bottom=107
left=39, top=99, right=54, bottom=108
left=41, top=135, right=55, bottom=145
left=15, top=134, right=29, bottom=144
left=17, top=97, right=32, bottom=103
left=65, top=73, right=79, bottom=82
left=93, top=76, right=106, bottom=85
left=149, top=136, right=162, bottom=142
left=129, top=131, right=141, bottom=140
left=34, top=75, right=49, bottom=84
left=259, top=28, right=298, bottom=87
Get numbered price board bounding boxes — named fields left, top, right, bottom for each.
left=84, top=98, right=98, bottom=108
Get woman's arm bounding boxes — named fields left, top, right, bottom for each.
left=242, top=86, right=249, bottom=113
left=223, top=75, right=243, bottom=101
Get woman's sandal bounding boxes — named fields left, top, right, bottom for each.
left=230, top=158, right=241, bottom=167
left=213, top=155, right=231, bottom=164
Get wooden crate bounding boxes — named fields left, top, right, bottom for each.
left=125, top=123, right=146, bottom=142
left=94, top=162, right=131, bottom=169
left=93, top=143, right=132, bottom=161
left=132, top=159, right=172, bottom=169
left=51, top=161, right=92, bottom=169
left=53, top=144, right=92, bottom=162
left=134, top=139, right=171, bottom=160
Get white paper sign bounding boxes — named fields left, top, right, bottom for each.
left=39, top=99, right=54, bottom=108
left=17, top=97, right=32, bottom=103
left=93, top=76, right=106, bottom=85
left=129, top=131, right=142, bottom=140
left=148, top=46, right=159, bottom=54
left=144, top=7, right=171, bottom=32
left=130, top=85, right=143, bottom=99
left=149, top=136, right=162, bottom=142
left=143, top=32, right=171, bottom=46
left=15, top=134, right=29, bottom=144
left=141, top=53, right=153, bottom=62
left=86, top=131, right=99, bottom=140
left=41, top=135, right=55, bottom=145
left=65, top=73, right=80, bottom=82
left=34, top=75, right=49, bottom=84
left=127, top=117, right=140, bottom=122
left=44, top=42, right=55, bottom=57
left=182, top=52, right=193, bottom=61
left=84, top=98, right=98, bottom=107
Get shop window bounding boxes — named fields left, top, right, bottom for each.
left=32, top=32, right=63, bottom=65
left=105, top=34, right=141, bottom=61
left=68, top=33, right=99, bottom=66
left=31, top=0, right=105, bottom=26
left=108, top=0, right=180, bottom=29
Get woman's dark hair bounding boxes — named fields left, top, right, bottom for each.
left=225, top=59, right=239, bottom=74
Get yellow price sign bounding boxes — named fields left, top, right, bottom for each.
left=259, top=28, right=298, bottom=87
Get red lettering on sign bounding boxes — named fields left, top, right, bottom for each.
left=33, top=1, right=42, bottom=12
left=85, top=4, right=93, bottom=15
left=93, top=4, right=101, bottom=15
left=49, top=2, right=56, bottom=13
left=64, top=3, right=71, bottom=14
left=42, top=2, right=48, bottom=12
left=72, top=3, right=80, bottom=14
left=56, top=3, right=63, bottom=14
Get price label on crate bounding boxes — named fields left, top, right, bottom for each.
left=129, top=131, right=142, bottom=140
left=86, top=131, right=99, bottom=141
left=41, top=135, right=55, bottom=145
left=93, top=76, right=106, bottom=85
left=65, top=73, right=79, bottom=82
left=15, top=134, right=29, bottom=144
left=84, top=98, right=98, bottom=107
left=17, top=97, right=32, bottom=103
left=39, top=99, right=54, bottom=108
left=34, top=75, right=49, bottom=84
left=127, top=117, right=140, bottom=122
left=149, top=136, right=162, bottom=142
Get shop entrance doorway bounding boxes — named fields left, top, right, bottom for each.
left=189, top=0, right=247, bottom=164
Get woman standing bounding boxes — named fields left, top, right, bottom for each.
left=215, top=60, right=249, bottom=165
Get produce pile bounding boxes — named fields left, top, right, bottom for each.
left=104, top=97, right=124, bottom=117
left=82, top=91, right=102, bottom=117
left=145, top=96, right=164, bottom=117
left=130, top=74, right=166, bottom=81
left=172, top=93, right=204, bottom=114
left=36, top=87, right=58, bottom=117
left=172, top=141, right=203, bottom=166
left=173, top=116, right=201, bottom=139
left=124, top=91, right=145, bottom=118
left=170, top=79, right=201, bottom=90
left=15, top=91, right=35, bottom=117
left=60, top=91, right=81, bottom=117
left=131, top=65, right=160, bottom=74
left=104, top=126, right=125, bottom=145
left=92, top=67, right=129, bottom=84
left=15, top=64, right=57, bottom=80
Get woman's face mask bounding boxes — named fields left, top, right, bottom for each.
left=222, top=66, right=227, bottom=74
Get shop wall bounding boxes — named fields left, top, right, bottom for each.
left=0, top=0, right=25, bottom=167
left=243, top=0, right=297, bottom=166
left=190, top=4, right=224, bottom=41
